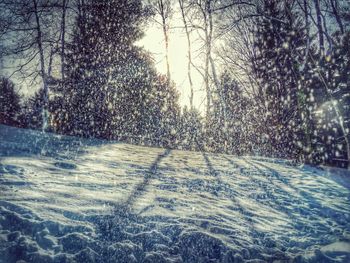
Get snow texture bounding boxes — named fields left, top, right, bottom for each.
left=0, top=125, right=350, bottom=263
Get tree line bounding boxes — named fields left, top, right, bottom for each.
left=0, top=0, right=349, bottom=168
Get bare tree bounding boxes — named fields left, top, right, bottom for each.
left=185, top=0, right=231, bottom=150
left=151, top=0, right=172, bottom=82
left=178, top=0, right=194, bottom=108
left=190, top=0, right=214, bottom=118
left=32, top=0, right=50, bottom=130
left=0, top=0, right=74, bottom=130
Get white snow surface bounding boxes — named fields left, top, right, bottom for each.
left=0, top=125, right=350, bottom=263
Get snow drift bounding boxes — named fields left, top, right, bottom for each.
left=0, top=125, right=349, bottom=263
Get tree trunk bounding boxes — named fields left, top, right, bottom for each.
left=313, top=0, right=324, bottom=56
left=302, top=0, right=310, bottom=67
left=203, top=0, right=211, bottom=119
left=207, top=3, right=227, bottom=152
left=61, top=0, right=68, bottom=80
left=162, top=17, right=171, bottom=82
left=178, top=0, right=194, bottom=109
left=33, top=0, right=49, bottom=131
left=302, top=0, right=313, bottom=160
left=158, top=0, right=171, bottom=82
left=329, top=0, right=344, bottom=34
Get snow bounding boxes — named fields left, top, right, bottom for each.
left=0, top=124, right=350, bottom=263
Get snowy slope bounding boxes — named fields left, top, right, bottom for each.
left=0, top=125, right=350, bottom=263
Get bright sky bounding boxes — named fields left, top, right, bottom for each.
left=137, top=14, right=206, bottom=111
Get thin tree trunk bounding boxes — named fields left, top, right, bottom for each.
left=162, top=17, right=171, bottom=82
left=61, top=0, right=68, bottom=80
left=33, top=0, right=49, bottom=131
left=210, top=54, right=228, bottom=152
left=302, top=0, right=313, bottom=160
left=207, top=3, right=227, bottom=152
left=203, top=1, right=211, bottom=119
left=302, top=0, right=310, bottom=68
left=178, top=0, right=194, bottom=109
left=329, top=0, right=344, bottom=34
left=204, top=42, right=211, bottom=119
left=313, top=0, right=324, bottom=56
left=206, top=0, right=228, bottom=151
left=158, top=0, right=171, bottom=82
left=47, top=44, right=54, bottom=77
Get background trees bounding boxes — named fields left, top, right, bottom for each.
left=251, top=0, right=308, bottom=159
left=178, top=106, right=205, bottom=151
left=0, top=0, right=73, bottom=130
left=0, top=0, right=349, bottom=168
left=49, top=0, right=181, bottom=147
left=52, top=0, right=147, bottom=138
left=208, top=0, right=350, bottom=168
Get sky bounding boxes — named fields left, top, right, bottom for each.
left=137, top=13, right=206, bottom=111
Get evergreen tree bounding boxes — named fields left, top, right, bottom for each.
left=208, top=72, right=253, bottom=155
left=147, top=75, right=181, bottom=148
left=179, top=107, right=205, bottom=151
left=53, top=0, right=146, bottom=138
left=0, top=77, right=21, bottom=127
left=51, top=0, right=181, bottom=146
left=323, top=31, right=350, bottom=168
left=305, top=31, right=350, bottom=168
left=21, top=88, right=51, bottom=130
left=252, top=0, right=307, bottom=159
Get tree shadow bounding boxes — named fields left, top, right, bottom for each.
left=201, top=151, right=220, bottom=177
left=91, top=148, right=172, bottom=229
left=121, top=148, right=171, bottom=211
left=224, top=156, right=350, bottom=254
left=244, top=158, right=350, bottom=224
left=90, top=150, right=276, bottom=263
left=200, top=153, right=262, bottom=239
left=86, top=149, right=182, bottom=262
left=200, top=153, right=313, bottom=261
left=225, top=156, right=313, bottom=222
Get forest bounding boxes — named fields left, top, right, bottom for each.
left=0, top=0, right=349, bottom=169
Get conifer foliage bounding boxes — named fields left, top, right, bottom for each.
left=51, top=0, right=179, bottom=145
left=252, top=0, right=307, bottom=159
left=0, top=77, right=21, bottom=127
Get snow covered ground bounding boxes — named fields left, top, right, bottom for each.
left=0, top=125, right=350, bottom=263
